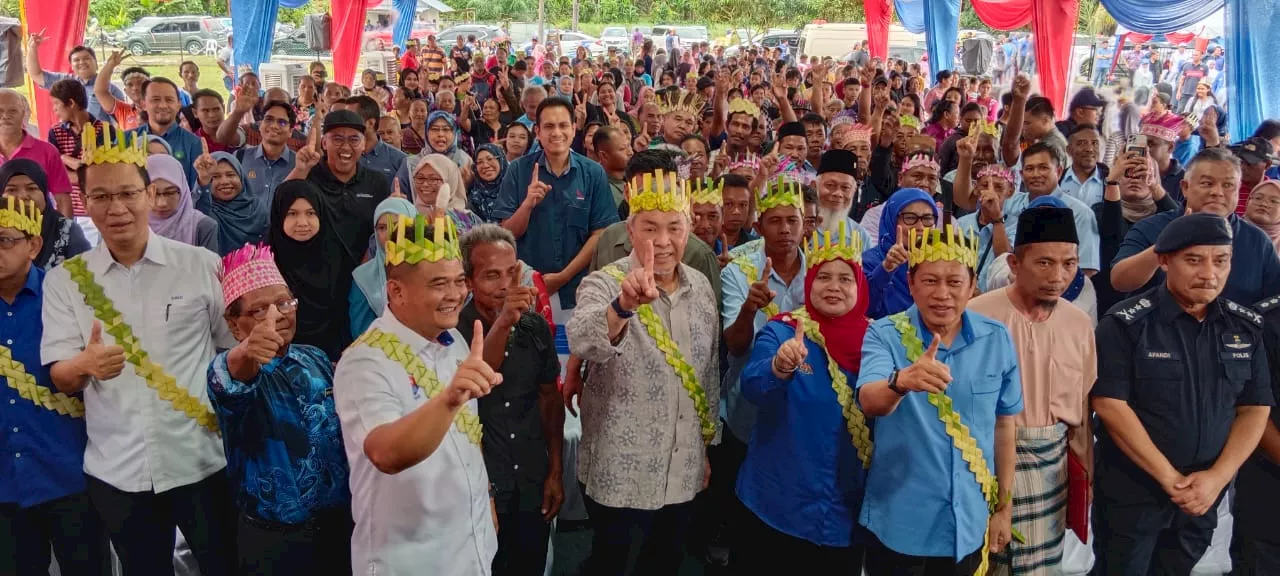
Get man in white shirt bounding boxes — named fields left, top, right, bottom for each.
left=334, top=214, right=501, bottom=575
left=40, top=125, right=239, bottom=575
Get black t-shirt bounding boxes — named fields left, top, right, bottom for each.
left=1179, top=63, right=1209, bottom=96
left=305, top=162, right=390, bottom=263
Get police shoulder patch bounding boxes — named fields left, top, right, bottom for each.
left=1253, top=295, right=1280, bottom=314
left=1110, top=297, right=1154, bottom=325
left=1223, top=299, right=1264, bottom=327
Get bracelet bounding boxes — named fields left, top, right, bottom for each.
left=772, top=356, right=797, bottom=374
left=1106, top=180, right=1120, bottom=187
left=610, top=297, right=635, bottom=319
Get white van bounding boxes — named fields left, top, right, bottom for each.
left=798, top=22, right=926, bottom=60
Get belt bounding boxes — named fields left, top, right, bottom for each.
left=240, top=509, right=341, bottom=533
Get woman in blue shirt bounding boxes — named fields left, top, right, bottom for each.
left=736, top=224, right=873, bottom=571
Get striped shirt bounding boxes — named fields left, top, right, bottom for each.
left=46, top=120, right=104, bottom=218
left=421, top=47, right=448, bottom=76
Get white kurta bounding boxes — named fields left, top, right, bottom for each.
left=334, top=312, right=497, bottom=576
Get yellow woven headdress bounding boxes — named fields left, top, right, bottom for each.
left=757, top=176, right=804, bottom=213
left=688, top=177, right=723, bottom=206
left=657, top=88, right=706, bottom=116
left=626, top=169, right=689, bottom=214
left=727, top=98, right=762, bottom=120
left=385, top=214, right=461, bottom=265
left=0, top=197, right=42, bottom=236
left=907, top=225, right=979, bottom=269
left=805, top=221, right=863, bottom=269
left=81, top=124, right=147, bottom=167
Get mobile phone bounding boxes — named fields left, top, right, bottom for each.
left=1126, top=134, right=1147, bottom=158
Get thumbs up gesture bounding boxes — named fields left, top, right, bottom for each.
left=498, top=274, right=535, bottom=328
left=772, top=322, right=808, bottom=376
left=897, top=336, right=952, bottom=394
left=743, top=257, right=777, bottom=315
left=238, top=305, right=286, bottom=365
left=446, top=320, right=504, bottom=409
left=80, top=320, right=127, bottom=381
left=618, top=239, right=660, bottom=312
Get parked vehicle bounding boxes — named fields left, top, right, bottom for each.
left=650, top=25, right=709, bottom=47
left=724, top=30, right=799, bottom=59
left=435, top=24, right=508, bottom=46
left=272, top=27, right=331, bottom=57
left=518, top=31, right=607, bottom=59
left=800, top=22, right=924, bottom=60
left=121, top=16, right=228, bottom=56
left=364, top=20, right=438, bottom=50
left=599, top=26, right=631, bottom=53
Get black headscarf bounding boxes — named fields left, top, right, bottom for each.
left=268, top=180, right=356, bottom=362
left=0, top=159, right=87, bottom=269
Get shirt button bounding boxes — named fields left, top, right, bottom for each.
left=504, top=402, right=510, bottom=408
left=7, top=399, right=13, bottom=405
left=510, top=433, right=515, bottom=439
left=513, top=464, right=519, bottom=470
left=13, top=453, right=19, bottom=459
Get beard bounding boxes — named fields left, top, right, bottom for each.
left=818, top=205, right=850, bottom=233
left=1033, top=296, right=1059, bottom=311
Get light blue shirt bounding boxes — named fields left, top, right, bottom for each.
left=360, top=140, right=408, bottom=181
left=855, top=306, right=1023, bottom=559
left=719, top=247, right=806, bottom=442
left=38, top=71, right=124, bottom=124
left=842, top=217, right=876, bottom=250
left=957, top=190, right=1100, bottom=289
left=238, top=145, right=296, bottom=205
left=1057, top=166, right=1107, bottom=208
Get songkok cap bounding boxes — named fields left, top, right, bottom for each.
left=777, top=121, right=806, bottom=140
left=1154, top=213, right=1233, bottom=255
left=1015, top=204, right=1079, bottom=248
left=817, top=149, right=858, bottom=178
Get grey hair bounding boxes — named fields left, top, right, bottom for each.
left=522, top=85, right=547, bottom=100
left=1187, top=146, right=1242, bottom=175
left=459, top=224, right=517, bottom=277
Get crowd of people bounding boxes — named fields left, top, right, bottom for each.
left=1, top=22, right=1279, bottom=576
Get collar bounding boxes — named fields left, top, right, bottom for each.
left=1153, top=284, right=1223, bottom=324
left=17, top=264, right=43, bottom=299
left=535, top=150, right=577, bottom=178
left=907, top=305, right=985, bottom=352
left=364, top=140, right=387, bottom=158
left=86, top=232, right=167, bottom=275
left=1061, top=164, right=1105, bottom=186
left=314, top=159, right=365, bottom=186
left=251, top=144, right=294, bottom=163
left=4, top=131, right=36, bottom=155
left=383, top=307, right=457, bottom=354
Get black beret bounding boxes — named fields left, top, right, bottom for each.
left=1154, top=213, right=1233, bottom=255
left=818, top=149, right=858, bottom=178
left=1015, top=206, right=1078, bottom=247
left=777, top=121, right=806, bottom=140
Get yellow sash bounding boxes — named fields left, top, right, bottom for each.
left=0, top=345, right=84, bottom=417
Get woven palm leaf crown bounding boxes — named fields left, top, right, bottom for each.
left=0, top=197, right=42, bottom=236
left=757, top=175, right=804, bottom=213
left=626, top=169, right=690, bottom=214
left=805, top=221, right=864, bottom=269
left=907, top=225, right=979, bottom=269
left=688, top=177, right=723, bottom=206
left=81, top=124, right=147, bottom=167
left=385, top=214, right=461, bottom=265
left=658, top=88, right=707, bottom=116
left=727, top=98, right=762, bottom=120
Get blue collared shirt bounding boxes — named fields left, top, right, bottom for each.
left=207, top=344, right=350, bottom=525
left=239, top=145, right=297, bottom=204
left=856, top=307, right=1023, bottom=559
left=132, top=123, right=204, bottom=206
left=1, top=266, right=88, bottom=508
left=360, top=140, right=408, bottom=182
left=737, top=319, right=867, bottom=547
left=720, top=247, right=807, bottom=442
left=1058, top=165, right=1107, bottom=208
left=958, top=190, right=1101, bottom=289
left=491, top=150, right=619, bottom=308
left=39, top=72, right=124, bottom=124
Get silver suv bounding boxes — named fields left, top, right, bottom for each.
left=122, top=16, right=227, bottom=56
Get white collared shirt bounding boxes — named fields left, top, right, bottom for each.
left=40, top=234, right=235, bottom=493
left=334, top=312, right=496, bottom=576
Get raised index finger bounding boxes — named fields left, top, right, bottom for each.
left=760, top=257, right=773, bottom=282
left=468, top=319, right=486, bottom=359
left=641, top=239, right=655, bottom=273
left=200, top=137, right=209, bottom=156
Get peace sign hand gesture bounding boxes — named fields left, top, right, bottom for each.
left=618, top=239, right=660, bottom=311
left=772, top=323, right=808, bottom=376
left=882, top=225, right=911, bottom=272
left=193, top=138, right=217, bottom=187
left=445, top=320, right=504, bottom=410
left=897, top=337, right=952, bottom=394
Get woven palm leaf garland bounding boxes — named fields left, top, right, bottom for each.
left=0, top=345, right=84, bottom=417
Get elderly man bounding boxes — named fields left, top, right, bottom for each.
left=814, top=149, right=874, bottom=247
left=969, top=205, right=1097, bottom=574
left=24, top=35, right=124, bottom=123
left=0, top=90, right=75, bottom=217
left=41, top=125, right=238, bottom=575
left=334, top=214, right=501, bottom=574
left=567, top=168, right=720, bottom=575
left=1092, top=213, right=1273, bottom=574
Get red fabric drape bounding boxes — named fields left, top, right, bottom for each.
left=20, top=0, right=90, bottom=134
left=1123, top=31, right=1198, bottom=45
left=330, top=0, right=371, bottom=89
left=865, top=0, right=893, bottom=60
left=1031, top=0, right=1079, bottom=119
left=968, top=0, right=1032, bottom=29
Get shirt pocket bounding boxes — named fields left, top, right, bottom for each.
left=565, top=203, right=591, bottom=243
left=1133, top=359, right=1183, bottom=411
left=965, top=371, right=1004, bottom=432
left=1219, top=357, right=1252, bottom=406
left=158, top=298, right=209, bottom=361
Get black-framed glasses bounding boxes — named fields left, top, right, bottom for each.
left=86, top=189, right=146, bottom=205
left=0, top=235, right=29, bottom=250
left=899, top=213, right=937, bottom=226
left=244, top=298, right=299, bottom=320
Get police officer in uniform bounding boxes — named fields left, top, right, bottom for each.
left=1233, top=293, right=1280, bottom=574
left=1091, top=213, right=1274, bottom=575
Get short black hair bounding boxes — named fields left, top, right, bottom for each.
left=349, top=95, right=381, bottom=124
left=534, top=96, right=574, bottom=126
left=1022, top=141, right=1062, bottom=167
left=593, top=125, right=622, bottom=152
left=1253, top=119, right=1280, bottom=142
left=717, top=173, right=750, bottom=190
left=935, top=70, right=953, bottom=83
left=192, top=88, right=223, bottom=107
left=1068, top=123, right=1101, bottom=139
left=679, top=133, right=709, bottom=153
left=76, top=164, right=150, bottom=195
left=1025, top=96, right=1055, bottom=118
left=179, top=60, right=199, bottom=74
left=960, top=102, right=983, bottom=117
left=120, top=66, right=150, bottom=81
left=801, top=112, right=826, bottom=128
left=261, top=100, right=297, bottom=126
left=498, top=122, right=530, bottom=140
left=1001, top=92, right=1015, bottom=107
left=68, top=45, right=96, bottom=63
left=49, top=79, right=88, bottom=111
left=625, top=149, right=681, bottom=181
left=802, top=184, right=818, bottom=206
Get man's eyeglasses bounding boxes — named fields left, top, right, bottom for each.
left=86, top=189, right=146, bottom=205
left=262, top=117, right=292, bottom=128
left=325, top=136, right=363, bottom=149
left=899, top=213, right=937, bottom=226
left=243, top=298, right=299, bottom=320
left=0, top=235, right=29, bottom=250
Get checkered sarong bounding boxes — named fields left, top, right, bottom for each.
left=1006, top=424, right=1068, bottom=575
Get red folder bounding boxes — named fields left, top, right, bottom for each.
left=1067, top=450, right=1089, bottom=543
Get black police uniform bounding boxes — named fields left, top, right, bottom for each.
left=1090, top=286, right=1273, bottom=575
left=1230, top=294, right=1280, bottom=575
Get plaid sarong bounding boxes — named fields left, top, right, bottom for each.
left=1006, top=424, right=1068, bottom=575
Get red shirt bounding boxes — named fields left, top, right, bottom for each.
left=196, top=127, right=234, bottom=154
left=0, top=131, right=74, bottom=199
left=1239, top=180, right=1254, bottom=216
left=401, top=51, right=419, bottom=72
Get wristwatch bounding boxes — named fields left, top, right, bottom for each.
left=610, top=297, right=635, bottom=319
left=887, top=369, right=906, bottom=396
left=1106, top=180, right=1121, bottom=187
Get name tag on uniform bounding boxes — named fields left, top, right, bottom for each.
left=1146, top=351, right=1173, bottom=359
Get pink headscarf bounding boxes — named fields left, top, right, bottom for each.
left=146, top=155, right=202, bottom=246
left=1246, top=180, right=1280, bottom=252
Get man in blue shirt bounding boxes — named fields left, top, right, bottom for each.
left=130, top=78, right=205, bottom=204
left=25, top=38, right=124, bottom=124
left=208, top=244, right=351, bottom=574
left=235, top=101, right=297, bottom=202
left=857, top=226, right=1022, bottom=573
left=0, top=200, right=110, bottom=575
left=1111, top=147, right=1280, bottom=305
left=348, top=96, right=407, bottom=182
left=493, top=98, right=619, bottom=309
left=1059, top=124, right=1109, bottom=207
left=1092, top=39, right=1116, bottom=88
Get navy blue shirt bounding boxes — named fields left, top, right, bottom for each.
left=359, top=140, right=408, bottom=183
left=207, top=344, right=350, bottom=524
left=1093, top=286, right=1274, bottom=501
left=0, top=266, right=88, bottom=508
left=1113, top=211, right=1280, bottom=305
left=132, top=123, right=205, bottom=208
left=491, top=150, right=619, bottom=308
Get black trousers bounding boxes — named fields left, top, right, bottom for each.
left=583, top=489, right=696, bottom=576
left=86, top=472, right=237, bottom=576
left=1090, top=495, right=1219, bottom=576
left=1230, top=458, right=1280, bottom=576
left=492, top=509, right=551, bottom=576
left=236, top=507, right=353, bottom=576
left=735, top=507, right=865, bottom=575
left=864, top=531, right=982, bottom=576
left=0, top=492, right=111, bottom=576
left=694, top=423, right=749, bottom=552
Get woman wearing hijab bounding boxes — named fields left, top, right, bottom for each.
left=736, top=225, right=872, bottom=572
left=1245, top=180, right=1280, bottom=253
left=862, top=188, right=939, bottom=319
left=0, top=160, right=90, bottom=269
left=409, top=153, right=481, bottom=233
left=349, top=197, right=417, bottom=338
left=199, top=151, right=269, bottom=256
left=469, top=143, right=508, bottom=222
left=423, top=110, right=474, bottom=169
left=146, top=155, right=219, bottom=253
left=269, top=180, right=356, bottom=362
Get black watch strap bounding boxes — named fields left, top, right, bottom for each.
left=611, top=297, right=635, bottom=319
left=887, top=369, right=906, bottom=396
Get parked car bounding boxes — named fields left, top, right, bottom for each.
left=518, top=31, right=607, bottom=59
left=724, top=30, right=798, bottom=59
left=122, top=16, right=227, bottom=56
left=364, top=20, right=437, bottom=51
left=650, top=25, right=709, bottom=47
left=599, top=26, right=631, bottom=53
left=434, top=24, right=508, bottom=46
left=272, top=27, right=331, bottom=57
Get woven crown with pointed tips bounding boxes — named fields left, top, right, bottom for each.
left=727, top=98, right=762, bottom=120
left=688, top=177, right=723, bottom=206
left=757, top=175, right=805, bottom=213
left=80, top=124, right=147, bottom=167
left=907, top=225, right=979, bottom=269
left=805, top=221, right=864, bottom=269
left=626, top=169, right=690, bottom=214
left=0, top=197, right=42, bottom=237
left=658, top=89, right=707, bottom=116
left=385, top=214, right=462, bottom=265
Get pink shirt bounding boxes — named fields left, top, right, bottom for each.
left=0, top=131, right=74, bottom=196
